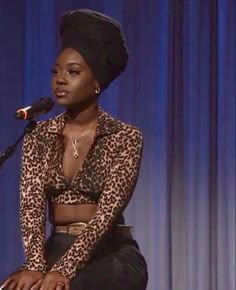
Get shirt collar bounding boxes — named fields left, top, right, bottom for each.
left=46, top=106, right=122, bottom=137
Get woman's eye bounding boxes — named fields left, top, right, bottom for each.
left=50, top=68, right=59, bottom=74
left=68, top=69, right=80, bottom=75
left=50, top=68, right=80, bottom=76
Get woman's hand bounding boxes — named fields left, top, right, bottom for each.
left=0, top=270, right=44, bottom=290
left=39, top=272, right=69, bottom=290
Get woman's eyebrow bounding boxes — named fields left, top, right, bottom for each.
left=53, top=62, right=84, bottom=68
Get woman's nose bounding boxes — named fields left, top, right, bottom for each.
left=55, top=74, right=68, bottom=85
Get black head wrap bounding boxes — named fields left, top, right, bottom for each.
left=60, top=9, right=129, bottom=90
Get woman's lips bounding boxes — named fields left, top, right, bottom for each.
left=55, top=89, right=69, bottom=98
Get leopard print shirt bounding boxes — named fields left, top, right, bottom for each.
left=19, top=107, right=143, bottom=279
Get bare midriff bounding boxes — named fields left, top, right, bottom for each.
left=52, top=203, right=98, bottom=224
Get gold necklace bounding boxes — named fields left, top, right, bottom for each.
left=67, top=122, right=96, bottom=159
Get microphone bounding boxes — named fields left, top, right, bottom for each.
left=15, top=97, right=54, bottom=120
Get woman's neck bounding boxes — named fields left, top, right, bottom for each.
left=66, top=103, right=99, bottom=127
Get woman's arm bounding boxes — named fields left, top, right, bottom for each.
left=18, top=128, right=48, bottom=273
left=49, top=127, right=143, bottom=279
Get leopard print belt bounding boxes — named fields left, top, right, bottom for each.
left=53, top=222, right=133, bottom=236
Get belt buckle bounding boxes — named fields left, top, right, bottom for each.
left=67, top=224, right=85, bottom=235
left=115, top=225, right=133, bottom=237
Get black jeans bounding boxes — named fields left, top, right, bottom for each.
left=44, top=231, right=148, bottom=290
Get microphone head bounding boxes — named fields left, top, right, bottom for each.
left=15, top=97, right=54, bottom=120
left=15, top=110, right=27, bottom=120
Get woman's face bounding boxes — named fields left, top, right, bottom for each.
left=51, top=48, right=99, bottom=109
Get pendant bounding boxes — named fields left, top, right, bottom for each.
left=73, top=139, right=79, bottom=146
left=73, top=150, right=79, bottom=159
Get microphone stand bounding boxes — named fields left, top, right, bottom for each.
left=0, top=120, right=37, bottom=169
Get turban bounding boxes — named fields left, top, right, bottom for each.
left=60, top=9, right=129, bottom=90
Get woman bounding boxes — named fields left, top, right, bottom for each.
left=1, top=9, right=148, bottom=290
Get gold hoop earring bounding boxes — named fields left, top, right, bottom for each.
left=95, top=87, right=101, bottom=94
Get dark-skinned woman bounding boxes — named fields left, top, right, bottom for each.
left=0, top=9, right=148, bottom=290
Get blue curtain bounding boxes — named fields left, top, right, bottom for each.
left=0, top=1, right=235, bottom=290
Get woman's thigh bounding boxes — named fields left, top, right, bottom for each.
left=45, top=232, right=148, bottom=290
left=70, top=244, right=148, bottom=290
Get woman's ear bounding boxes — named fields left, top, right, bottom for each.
left=94, top=80, right=101, bottom=95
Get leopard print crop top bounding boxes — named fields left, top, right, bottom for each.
left=19, top=107, right=143, bottom=279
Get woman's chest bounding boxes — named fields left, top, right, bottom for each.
left=45, top=134, right=117, bottom=197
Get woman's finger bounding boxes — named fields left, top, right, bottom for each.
left=15, top=281, right=26, bottom=290
left=3, top=280, right=16, bottom=290
left=30, top=278, right=43, bottom=290
left=64, top=281, right=70, bottom=290
left=39, top=279, right=51, bottom=290
left=55, top=283, right=64, bottom=290
left=47, top=281, right=58, bottom=290
left=0, top=277, right=13, bottom=290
